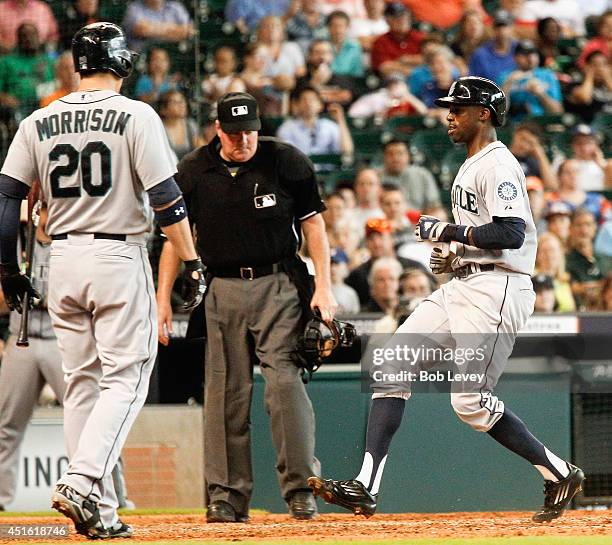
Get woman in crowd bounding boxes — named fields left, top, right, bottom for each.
left=158, top=90, right=199, bottom=161
left=534, top=232, right=577, bottom=312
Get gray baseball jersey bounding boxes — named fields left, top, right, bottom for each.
left=1, top=90, right=176, bottom=235
left=450, top=141, right=537, bottom=275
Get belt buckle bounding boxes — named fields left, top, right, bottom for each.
left=240, top=267, right=254, bottom=280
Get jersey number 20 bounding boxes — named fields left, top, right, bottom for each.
left=49, top=142, right=112, bottom=198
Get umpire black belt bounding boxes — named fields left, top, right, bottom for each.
left=453, top=263, right=495, bottom=280
left=207, top=263, right=282, bottom=280
left=51, top=233, right=127, bottom=241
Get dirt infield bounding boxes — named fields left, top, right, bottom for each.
left=0, top=511, right=610, bottom=543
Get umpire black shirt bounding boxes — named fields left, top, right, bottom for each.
left=176, top=136, right=325, bottom=268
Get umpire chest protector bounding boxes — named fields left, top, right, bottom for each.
left=176, top=136, right=323, bottom=268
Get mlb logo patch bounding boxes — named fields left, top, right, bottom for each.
left=254, top=194, right=276, bottom=208
left=232, top=105, right=248, bottom=116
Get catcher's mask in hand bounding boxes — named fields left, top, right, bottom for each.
left=295, top=313, right=356, bottom=382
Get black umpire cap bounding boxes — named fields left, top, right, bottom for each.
left=217, top=92, right=261, bottom=133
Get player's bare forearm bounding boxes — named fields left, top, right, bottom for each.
left=302, top=214, right=338, bottom=321
left=302, top=214, right=331, bottom=290
left=157, top=240, right=181, bottom=303
left=160, top=217, right=198, bottom=262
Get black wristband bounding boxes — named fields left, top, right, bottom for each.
left=184, top=258, right=203, bottom=271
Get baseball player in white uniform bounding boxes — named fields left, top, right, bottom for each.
left=0, top=23, right=205, bottom=538
left=309, top=77, right=584, bottom=522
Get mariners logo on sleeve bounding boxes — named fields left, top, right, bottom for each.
left=497, top=181, right=519, bottom=201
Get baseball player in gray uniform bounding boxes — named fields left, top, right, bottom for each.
left=0, top=23, right=205, bottom=538
left=309, top=77, right=585, bottom=522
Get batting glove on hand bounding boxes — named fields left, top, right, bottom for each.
left=181, top=258, right=206, bottom=312
left=415, top=215, right=466, bottom=244
left=0, top=264, right=41, bottom=314
left=429, top=245, right=454, bottom=275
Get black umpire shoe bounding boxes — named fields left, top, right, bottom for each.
left=308, top=476, right=377, bottom=517
left=206, top=501, right=249, bottom=523
left=51, top=484, right=107, bottom=538
left=287, top=490, right=318, bottom=520
left=532, top=465, right=585, bottom=523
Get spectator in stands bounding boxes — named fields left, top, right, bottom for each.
left=519, top=0, right=585, bottom=37
left=296, top=39, right=355, bottom=106
left=349, top=0, right=388, bottom=62
left=548, top=159, right=612, bottom=223
left=0, top=23, right=53, bottom=120
left=363, top=256, right=402, bottom=313
left=0, top=0, right=58, bottom=53
left=59, top=0, right=100, bottom=52
left=399, top=268, right=434, bottom=301
left=201, top=46, right=242, bottom=104
left=535, top=231, right=576, bottom=311
left=401, top=0, right=489, bottom=31
left=371, top=3, right=424, bottom=77
left=594, top=221, right=612, bottom=275
left=239, top=43, right=284, bottom=116
left=527, top=176, right=547, bottom=232
left=558, top=124, right=612, bottom=191
left=566, top=208, right=604, bottom=310
left=568, top=51, right=612, bottom=124
left=257, top=15, right=306, bottom=87
left=158, top=90, right=199, bottom=161
left=469, top=10, right=517, bottom=84
left=333, top=218, right=368, bottom=270
left=579, top=10, right=611, bottom=68
left=351, top=168, right=385, bottom=232
left=276, top=85, right=353, bottom=157
left=531, top=274, right=557, bottom=312
left=411, top=45, right=460, bottom=112
left=450, top=10, right=490, bottom=74
left=135, top=47, right=178, bottom=105
left=330, top=249, right=360, bottom=314
left=346, top=217, right=425, bottom=304
left=510, top=122, right=558, bottom=190
left=326, top=10, right=364, bottom=77
left=123, top=0, right=193, bottom=53
left=535, top=17, right=574, bottom=70
left=501, top=39, right=563, bottom=121
left=323, top=191, right=356, bottom=244
left=378, top=139, right=444, bottom=217
left=225, top=0, right=291, bottom=36
left=286, top=0, right=327, bottom=54
left=544, top=200, right=572, bottom=249
left=348, top=74, right=427, bottom=119
left=40, top=52, right=79, bottom=108
left=380, top=184, right=415, bottom=251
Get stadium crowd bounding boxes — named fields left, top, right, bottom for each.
left=0, top=0, right=611, bottom=338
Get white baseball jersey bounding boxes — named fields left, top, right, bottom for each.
left=1, top=90, right=176, bottom=235
left=450, top=141, right=537, bottom=275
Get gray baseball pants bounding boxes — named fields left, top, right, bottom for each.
left=47, top=234, right=156, bottom=527
left=204, top=272, right=320, bottom=515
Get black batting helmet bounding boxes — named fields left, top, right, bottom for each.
left=72, top=22, right=135, bottom=79
left=434, top=76, right=507, bottom=127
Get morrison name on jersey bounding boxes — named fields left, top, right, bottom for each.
left=35, top=108, right=131, bottom=142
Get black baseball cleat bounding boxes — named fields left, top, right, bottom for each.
left=532, top=465, right=585, bottom=523
left=308, top=476, right=377, bottom=517
left=51, top=484, right=108, bottom=538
